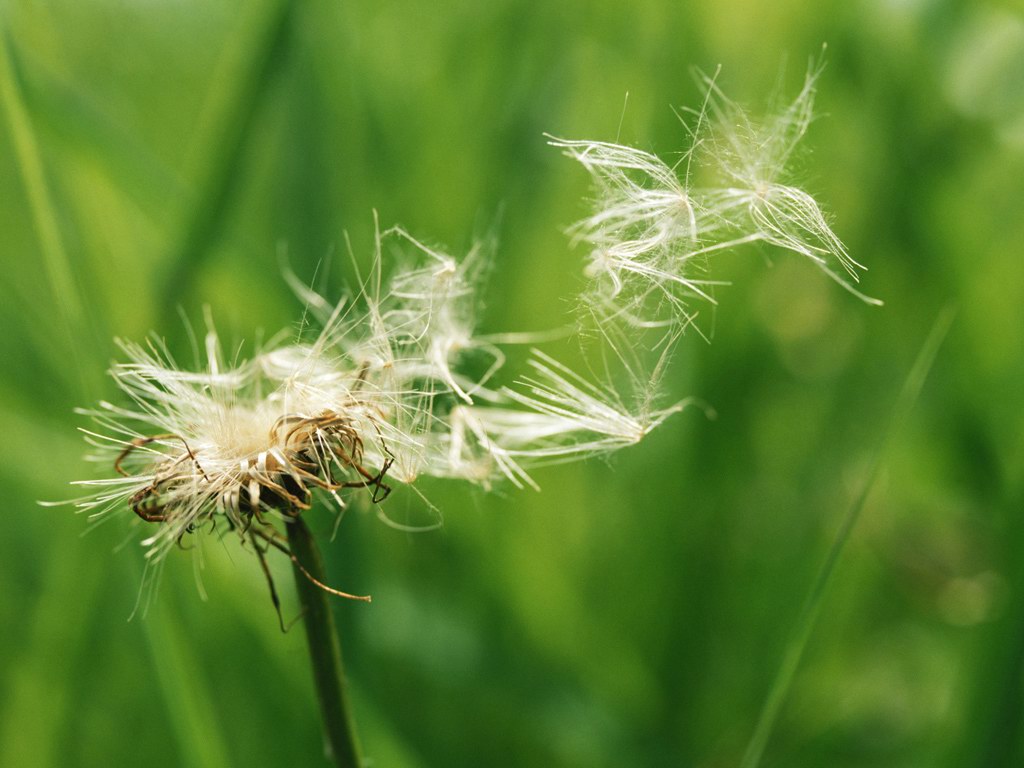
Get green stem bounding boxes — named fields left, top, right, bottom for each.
left=287, top=518, right=363, bottom=768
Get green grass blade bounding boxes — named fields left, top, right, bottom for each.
left=157, top=0, right=295, bottom=328
left=142, top=578, right=235, bottom=768
left=12, top=45, right=275, bottom=281
left=741, top=306, right=957, bottom=768
left=0, top=24, right=93, bottom=393
left=16, top=46, right=188, bottom=216
left=0, top=527, right=102, bottom=767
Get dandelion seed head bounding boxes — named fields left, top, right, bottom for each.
left=66, top=221, right=681, bottom=574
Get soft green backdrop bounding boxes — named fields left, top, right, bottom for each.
left=1, top=0, right=1022, bottom=766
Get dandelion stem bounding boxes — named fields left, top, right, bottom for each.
left=287, top=517, right=364, bottom=768
left=740, top=305, right=956, bottom=768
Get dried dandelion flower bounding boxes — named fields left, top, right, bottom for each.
left=71, top=332, right=390, bottom=605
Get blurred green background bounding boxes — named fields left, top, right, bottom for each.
left=2, top=0, right=1023, bottom=766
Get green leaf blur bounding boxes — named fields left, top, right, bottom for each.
left=1, top=0, right=1022, bottom=766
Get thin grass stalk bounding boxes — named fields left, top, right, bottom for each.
left=0, top=534, right=99, bottom=767
left=287, top=517, right=363, bottom=768
left=144, top=585, right=234, bottom=768
left=0, top=27, right=81, bottom=327
left=0, top=26, right=99, bottom=396
left=741, top=305, right=956, bottom=768
left=158, top=0, right=295, bottom=328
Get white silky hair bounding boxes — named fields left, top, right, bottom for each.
left=67, top=59, right=873, bottom=577
left=551, top=58, right=881, bottom=334
left=71, top=225, right=679, bottom=563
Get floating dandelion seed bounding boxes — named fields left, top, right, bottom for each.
left=545, top=136, right=726, bottom=322
left=553, top=59, right=880, bottom=333
left=697, top=62, right=882, bottom=305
